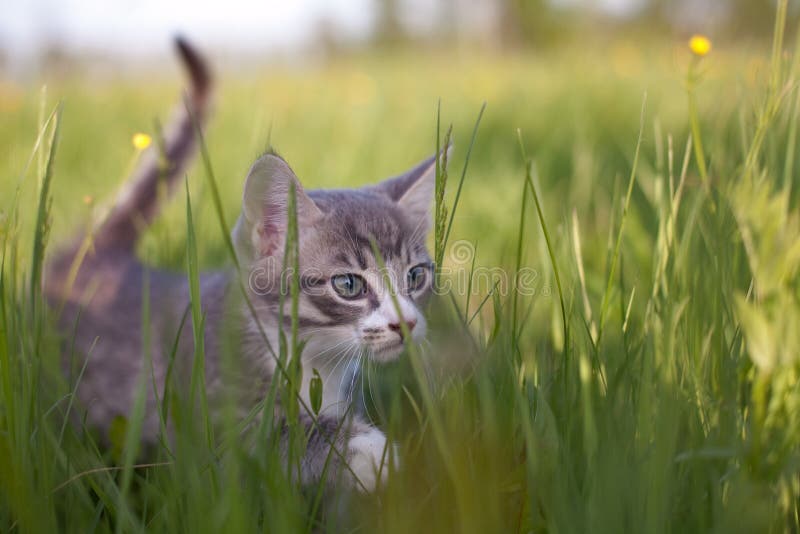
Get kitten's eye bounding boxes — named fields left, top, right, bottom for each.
left=407, top=264, right=428, bottom=292
left=331, top=274, right=367, bottom=299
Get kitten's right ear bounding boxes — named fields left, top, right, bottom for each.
left=373, top=145, right=453, bottom=233
left=233, top=153, right=322, bottom=262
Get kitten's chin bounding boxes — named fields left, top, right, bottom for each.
left=367, top=340, right=406, bottom=363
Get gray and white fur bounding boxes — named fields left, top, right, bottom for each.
left=45, top=38, right=442, bottom=491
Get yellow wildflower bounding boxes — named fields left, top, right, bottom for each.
left=83, top=195, right=94, bottom=206
left=689, top=35, right=712, bottom=57
left=132, top=133, right=152, bottom=150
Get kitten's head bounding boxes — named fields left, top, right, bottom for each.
left=233, top=150, right=445, bottom=362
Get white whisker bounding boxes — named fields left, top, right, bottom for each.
left=347, top=351, right=363, bottom=407
left=304, top=337, right=354, bottom=364
left=332, top=346, right=360, bottom=417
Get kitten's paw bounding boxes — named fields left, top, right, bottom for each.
left=347, top=427, right=398, bottom=492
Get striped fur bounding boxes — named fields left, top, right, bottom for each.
left=44, top=38, right=443, bottom=492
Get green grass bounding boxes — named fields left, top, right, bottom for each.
left=2, top=8, right=800, bottom=531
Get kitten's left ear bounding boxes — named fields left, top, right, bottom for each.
left=374, top=146, right=453, bottom=229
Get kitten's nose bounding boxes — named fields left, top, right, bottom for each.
left=388, top=319, right=417, bottom=339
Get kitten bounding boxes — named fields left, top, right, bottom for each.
left=44, top=38, right=443, bottom=492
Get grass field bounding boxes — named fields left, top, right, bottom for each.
left=2, top=6, right=800, bottom=532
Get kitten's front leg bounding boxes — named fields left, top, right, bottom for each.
left=346, top=424, right=399, bottom=492
left=301, top=414, right=397, bottom=492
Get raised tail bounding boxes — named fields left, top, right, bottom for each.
left=93, top=36, right=213, bottom=251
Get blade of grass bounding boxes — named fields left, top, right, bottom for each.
left=442, top=102, right=486, bottom=252
left=29, top=104, right=62, bottom=308
left=369, top=239, right=469, bottom=524
left=511, top=131, right=530, bottom=352
left=523, top=149, right=569, bottom=367
left=116, top=270, right=151, bottom=534
left=596, top=93, right=647, bottom=350
left=185, top=179, right=214, bottom=451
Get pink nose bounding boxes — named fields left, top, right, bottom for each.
left=388, top=320, right=417, bottom=339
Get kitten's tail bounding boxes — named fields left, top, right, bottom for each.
left=93, top=36, right=213, bottom=251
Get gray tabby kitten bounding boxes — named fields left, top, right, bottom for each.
left=45, top=38, right=441, bottom=491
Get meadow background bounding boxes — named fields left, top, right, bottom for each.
left=2, top=0, right=800, bottom=532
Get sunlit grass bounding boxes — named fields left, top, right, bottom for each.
left=2, top=7, right=800, bottom=530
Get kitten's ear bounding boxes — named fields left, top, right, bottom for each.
left=375, top=146, right=452, bottom=231
left=233, top=153, right=322, bottom=261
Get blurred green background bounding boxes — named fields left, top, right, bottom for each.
left=0, top=0, right=789, bottom=269
left=3, top=0, right=800, bottom=532
left=1, top=0, right=794, bottom=259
